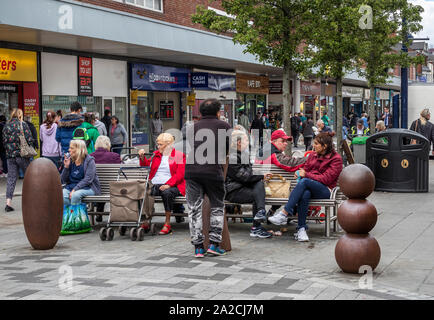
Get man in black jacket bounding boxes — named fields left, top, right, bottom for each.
left=185, top=99, right=231, bottom=258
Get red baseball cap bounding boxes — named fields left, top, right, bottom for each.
left=271, top=130, right=291, bottom=141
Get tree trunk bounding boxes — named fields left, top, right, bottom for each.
left=336, top=76, right=343, bottom=155
left=283, top=62, right=292, bottom=154
left=369, top=86, right=376, bottom=134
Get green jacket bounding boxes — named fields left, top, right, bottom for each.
left=78, top=122, right=100, bottom=154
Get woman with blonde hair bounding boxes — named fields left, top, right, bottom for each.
left=2, top=108, right=35, bottom=212
left=410, top=108, right=434, bottom=155
left=60, top=139, right=101, bottom=234
left=138, top=132, right=186, bottom=235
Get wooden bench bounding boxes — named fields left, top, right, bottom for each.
left=83, top=163, right=346, bottom=238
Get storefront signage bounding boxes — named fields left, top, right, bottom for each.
left=364, top=89, right=371, bottom=100
left=0, top=84, right=17, bottom=92
left=191, top=73, right=208, bottom=87
left=192, top=73, right=236, bottom=91
left=131, top=63, right=191, bottom=92
left=300, top=81, right=321, bottom=96
left=236, top=73, right=269, bottom=94
left=132, top=132, right=148, bottom=146
left=0, top=48, right=37, bottom=82
left=379, top=90, right=390, bottom=100
left=269, top=81, right=283, bottom=94
left=323, top=83, right=336, bottom=97
left=342, top=86, right=363, bottom=99
left=187, top=94, right=196, bottom=106
left=160, top=100, right=174, bottom=120
left=78, top=57, right=93, bottom=96
left=130, top=90, right=138, bottom=105
left=23, top=82, right=40, bottom=158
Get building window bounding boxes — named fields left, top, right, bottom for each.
left=123, top=0, right=163, bottom=12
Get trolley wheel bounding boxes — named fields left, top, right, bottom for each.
left=119, top=226, right=127, bottom=236
left=99, top=228, right=107, bottom=241
left=130, top=227, right=138, bottom=241
left=137, top=228, right=145, bottom=241
left=150, top=223, right=157, bottom=236
left=107, top=228, right=115, bottom=241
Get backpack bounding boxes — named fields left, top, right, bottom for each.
left=72, top=127, right=91, bottom=148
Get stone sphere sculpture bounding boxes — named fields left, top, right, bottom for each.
left=335, top=164, right=381, bottom=274
left=338, top=164, right=375, bottom=199
left=22, top=158, right=63, bottom=250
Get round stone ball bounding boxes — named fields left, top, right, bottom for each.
left=338, top=199, right=377, bottom=233
left=335, top=234, right=381, bottom=274
left=338, top=164, right=375, bottom=199
left=22, top=158, right=63, bottom=250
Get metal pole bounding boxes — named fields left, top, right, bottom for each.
left=401, top=18, right=408, bottom=129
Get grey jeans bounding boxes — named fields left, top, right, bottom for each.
left=6, top=157, right=31, bottom=199
left=186, top=178, right=225, bottom=246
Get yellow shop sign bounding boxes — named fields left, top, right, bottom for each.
left=0, top=48, right=37, bottom=82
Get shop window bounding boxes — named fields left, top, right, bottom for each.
left=123, top=0, right=162, bottom=12
left=42, top=96, right=103, bottom=117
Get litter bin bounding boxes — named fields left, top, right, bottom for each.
left=366, top=129, right=429, bottom=192
left=352, top=136, right=369, bottom=164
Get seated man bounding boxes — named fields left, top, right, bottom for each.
left=138, top=133, right=186, bottom=235
left=225, top=130, right=273, bottom=238
left=255, top=129, right=306, bottom=218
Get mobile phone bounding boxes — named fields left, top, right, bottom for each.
left=65, top=153, right=70, bottom=159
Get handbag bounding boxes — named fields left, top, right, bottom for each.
left=264, top=174, right=291, bottom=198
left=19, top=122, right=37, bottom=158
left=410, top=120, right=419, bottom=145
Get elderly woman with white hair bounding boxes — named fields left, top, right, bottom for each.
left=90, top=135, right=121, bottom=164
left=225, top=130, right=273, bottom=238
left=61, top=139, right=101, bottom=234
left=410, top=108, right=434, bottom=155
left=138, top=133, right=186, bottom=235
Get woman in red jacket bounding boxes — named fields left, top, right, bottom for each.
left=138, top=133, right=185, bottom=235
left=269, top=132, right=343, bottom=242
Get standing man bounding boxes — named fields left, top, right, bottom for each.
left=250, top=112, right=265, bottom=149
left=381, top=106, right=392, bottom=129
left=238, top=111, right=250, bottom=132
left=290, top=113, right=301, bottom=148
left=151, top=112, right=163, bottom=150
left=185, top=99, right=231, bottom=258
left=101, top=109, right=112, bottom=134
left=321, top=111, right=330, bottom=127
left=56, top=101, right=84, bottom=155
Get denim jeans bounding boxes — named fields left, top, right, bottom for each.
left=283, top=178, right=330, bottom=230
left=63, top=188, right=95, bottom=205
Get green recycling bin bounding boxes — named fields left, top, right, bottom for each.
left=352, top=136, right=369, bottom=164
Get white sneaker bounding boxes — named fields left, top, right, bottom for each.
left=268, top=210, right=288, bottom=226
left=295, top=227, right=309, bottom=242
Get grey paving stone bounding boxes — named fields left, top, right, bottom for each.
left=355, top=289, right=408, bottom=300
left=153, top=291, right=196, bottom=299
left=74, top=277, right=116, bottom=288
left=7, top=289, right=39, bottom=298
left=174, top=273, right=232, bottom=281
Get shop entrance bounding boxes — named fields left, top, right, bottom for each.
left=0, top=83, right=20, bottom=119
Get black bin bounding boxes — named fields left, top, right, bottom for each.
left=366, top=129, right=429, bottom=192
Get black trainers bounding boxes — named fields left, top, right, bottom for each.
left=250, top=226, right=273, bottom=238
left=253, top=209, right=267, bottom=223
left=5, top=205, right=14, bottom=212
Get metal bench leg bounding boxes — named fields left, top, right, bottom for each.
left=325, top=207, right=330, bottom=238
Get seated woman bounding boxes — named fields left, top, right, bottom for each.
left=225, top=130, right=273, bottom=238
left=268, top=132, right=343, bottom=242
left=61, top=140, right=101, bottom=234
left=90, top=135, right=121, bottom=222
left=138, top=133, right=185, bottom=235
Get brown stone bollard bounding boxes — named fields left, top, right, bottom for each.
left=335, top=164, right=381, bottom=274
left=22, top=158, right=63, bottom=250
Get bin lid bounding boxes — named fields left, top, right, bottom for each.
left=352, top=136, right=370, bottom=144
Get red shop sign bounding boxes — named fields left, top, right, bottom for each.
left=78, top=57, right=93, bottom=96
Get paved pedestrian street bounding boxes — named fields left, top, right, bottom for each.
left=1, top=162, right=434, bottom=301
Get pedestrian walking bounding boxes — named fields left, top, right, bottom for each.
left=151, top=112, right=163, bottom=150
left=250, top=112, right=265, bottom=149
left=268, top=132, right=343, bottom=242
left=410, top=108, right=434, bottom=155
left=321, top=111, right=330, bottom=127
left=109, top=116, right=127, bottom=155
left=0, top=115, right=8, bottom=177
left=290, top=113, right=301, bottom=148
left=93, top=112, right=107, bottom=136
left=238, top=111, right=250, bottom=132
left=55, top=102, right=83, bottom=155
left=75, top=112, right=100, bottom=154
left=381, top=106, right=392, bottom=129
left=2, top=108, right=35, bottom=212
left=302, top=117, right=314, bottom=151
left=185, top=98, right=231, bottom=258
left=40, top=111, right=61, bottom=168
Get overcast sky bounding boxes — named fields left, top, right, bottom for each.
left=411, top=0, right=434, bottom=48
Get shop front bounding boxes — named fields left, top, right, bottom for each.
left=41, top=52, right=128, bottom=142
left=268, top=80, right=291, bottom=130
left=0, top=48, right=40, bottom=151
left=321, top=83, right=336, bottom=130
left=191, top=71, right=236, bottom=126
left=130, top=63, right=191, bottom=151
left=235, top=73, right=269, bottom=123
left=342, top=86, right=364, bottom=117
left=300, top=80, right=321, bottom=122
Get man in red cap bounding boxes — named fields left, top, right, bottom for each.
left=255, top=129, right=306, bottom=217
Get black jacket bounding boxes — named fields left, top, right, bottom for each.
left=101, top=115, right=112, bottom=134
left=410, top=119, right=434, bottom=149
left=185, top=115, right=232, bottom=181
left=225, top=150, right=262, bottom=196
left=25, top=120, right=39, bottom=150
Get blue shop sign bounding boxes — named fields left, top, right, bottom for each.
left=192, top=73, right=236, bottom=91
left=131, top=63, right=191, bottom=91
left=132, top=132, right=148, bottom=146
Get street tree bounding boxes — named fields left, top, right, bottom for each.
left=355, top=0, right=424, bottom=133
left=192, top=0, right=313, bottom=153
